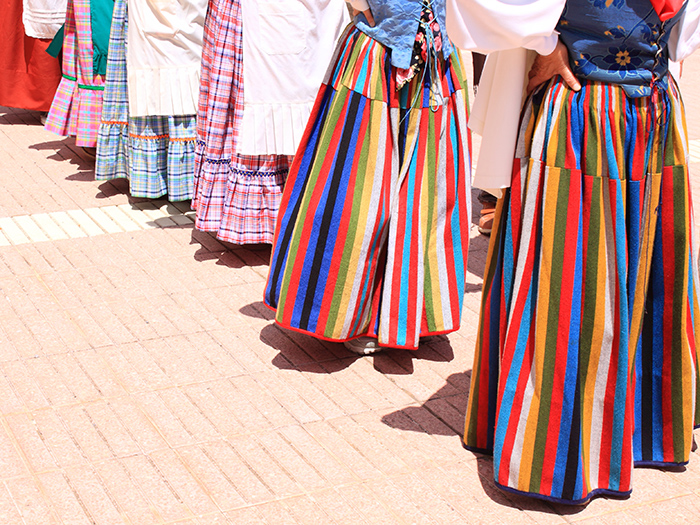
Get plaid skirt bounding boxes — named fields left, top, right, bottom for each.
left=95, top=0, right=195, bottom=201
left=44, top=0, right=105, bottom=147
left=464, top=77, right=700, bottom=504
left=192, top=0, right=291, bottom=244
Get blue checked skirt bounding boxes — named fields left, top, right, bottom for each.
left=95, top=0, right=195, bottom=201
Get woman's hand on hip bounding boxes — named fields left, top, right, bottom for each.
left=351, top=7, right=375, bottom=26
left=527, top=38, right=581, bottom=94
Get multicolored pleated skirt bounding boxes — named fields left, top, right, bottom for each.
left=95, top=0, right=195, bottom=201
left=45, top=0, right=105, bottom=147
left=464, top=76, right=700, bottom=504
left=264, top=26, right=471, bottom=350
left=192, top=0, right=292, bottom=244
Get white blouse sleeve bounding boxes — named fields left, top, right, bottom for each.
left=668, top=0, right=700, bottom=61
left=445, top=0, right=566, bottom=55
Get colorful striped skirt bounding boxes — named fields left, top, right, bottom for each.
left=192, top=0, right=291, bottom=244
left=95, top=0, right=195, bottom=201
left=464, top=77, right=700, bottom=504
left=264, top=27, right=471, bottom=350
left=45, top=0, right=105, bottom=147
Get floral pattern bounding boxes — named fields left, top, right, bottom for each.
left=396, top=1, right=443, bottom=89
left=556, top=0, right=685, bottom=97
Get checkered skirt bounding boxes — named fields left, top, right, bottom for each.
left=192, top=0, right=291, bottom=244
left=44, top=0, right=105, bottom=147
left=95, top=0, right=195, bottom=201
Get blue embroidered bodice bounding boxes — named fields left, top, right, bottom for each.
left=353, top=0, right=453, bottom=69
left=556, top=0, right=686, bottom=97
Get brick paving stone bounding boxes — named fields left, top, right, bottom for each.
left=184, top=332, right=245, bottom=378
left=326, top=416, right=409, bottom=477
left=366, top=476, right=434, bottom=524
left=6, top=412, right=60, bottom=474
left=148, top=448, right=219, bottom=516
left=2, top=360, right=51, bottom=410
left=106, top=397, right=170, bottom=453
left=254, top=370, right=321, bottom=424
left=254, top=499, right=299, bottom=525
left=573, top=511, right=643, bottom=525
left=228, top=433, right=303, bottom=498
left=31, top=408, right=89, bottom=468
left=120, top=454, right=195, bottom=522
left=57, top=405, right=119, bottom=462
left=201, top=440, right=274, bottom=504
left=196, top=511, right=236, bottom=525
left=63, top=465, right=125, bottom=525
left=6, top=477, right=61, bottom=524
left=226, top=507, right=265, bottom=525
left=278, top=425, right=356, bottom=487
left=37, top=471, right=94, bottom=525
left=273, top=369, right=346, bottom=421
left=133, top=391, right=197, bottom=448
left=284, top=495, right=335, bottom=524
left=93, top=459, right=162, bottom=524
left=182, top=382, right=246, bottom=437
left=309, top=488, right=366, bottom=523
left=303, top=419, right=384, bottom=482
left=175, top=444, right=247, bottom=511
left=335, top=482, right=403, bottom=524
left=232, top=375, right=298, bottom=428
left=212, top=377, right=272, bottom=432
left=158, top=386, right=221, bottom=442
left=0, top=372, right=26, bottom=413
left=255, top=429, right=328, bottom=492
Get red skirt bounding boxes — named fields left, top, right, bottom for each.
left=0, top=0, right=62, bottom=111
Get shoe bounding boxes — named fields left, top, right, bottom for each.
left=81, top=146, right=97, bottom=159
left=478, top=201, right=496, bottom=236
left=344, top=336, right=384, bottom=355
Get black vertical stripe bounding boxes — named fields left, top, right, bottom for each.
left=298, top=92, right=363, bottom=329
left=640, top=285, right=655, bottom=461
left=561, top=368, right=582, bottom=501
left=267, top=90, right=334, bottom=307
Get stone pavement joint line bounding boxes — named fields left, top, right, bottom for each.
left=0, top=201, right=195, bottom=246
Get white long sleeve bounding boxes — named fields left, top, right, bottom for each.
left=669, top=0, right=700, bottom=61
left=23, top=0, right=67, bottom=39
left=445, top=0, right=565, bottom=55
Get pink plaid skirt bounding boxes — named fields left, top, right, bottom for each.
left=192, top=0, right=291, bottom=245
left=45, top=0, right=105, bottom=147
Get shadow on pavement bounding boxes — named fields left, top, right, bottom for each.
left=381, top=371, right=469, bottom=436
left=252, top=314, right=458, bottom=374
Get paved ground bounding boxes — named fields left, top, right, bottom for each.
left=0, top=54, right=699, bottom=524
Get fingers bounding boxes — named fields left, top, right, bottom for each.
left=351, top=7, right=375, bottom=27
left=560, top=67, right=581, bottom=92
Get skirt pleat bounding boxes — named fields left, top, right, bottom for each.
left=464, top=77, right=700, bottom=504
left=264, top=27, right=471, bottom=350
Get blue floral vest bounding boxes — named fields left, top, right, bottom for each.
left=557, top=0, right=686, bottom=97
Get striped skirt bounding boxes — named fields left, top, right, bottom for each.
left=192, top=0, right=291, bottom=244
left=45, top=0, right=105, bottom=147
left=95, top=0, right=195, bottom=201
left=264, top=27, right=471, bottom=350
left=464, top=77, right=700, bottom=504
